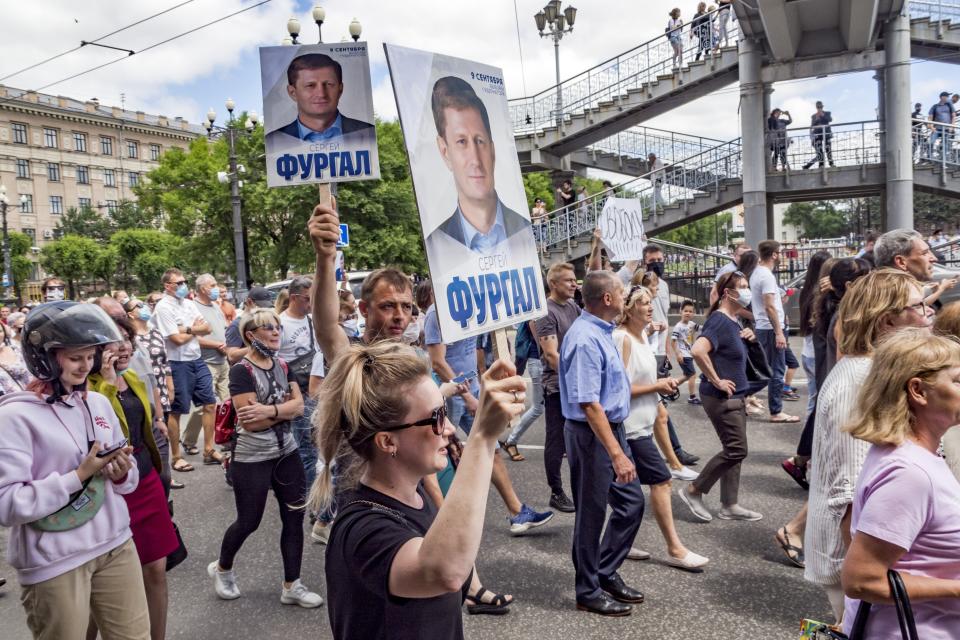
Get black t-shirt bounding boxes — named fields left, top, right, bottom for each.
left=698, top=311, right=749, bottom=398
left=117, top=387, right=153, bottom=477
left=325, top=483, right=467, bottom=640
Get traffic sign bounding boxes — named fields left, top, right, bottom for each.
left=337, top=224, right=349, bottom=248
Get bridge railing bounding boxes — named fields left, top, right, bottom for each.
left=510, top=6, right=740, bottom=135
left=912, top=118, right=960, bottom=173
left=585, top=125, right=727, bottom=166
left=776, top=120, right=883, bottom=170
left=537, top=138, right=743, bottom=252
left=909, top=0, right=960, bottom=23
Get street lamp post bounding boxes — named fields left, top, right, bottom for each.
left=0, top=186, right=25, bottom=301
left=291, top=7, right=362, bottom=45
left=534, top=1, right=577, bottom=127
left=205, top=101, right=259, bottom=304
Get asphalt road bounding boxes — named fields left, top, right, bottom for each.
left=1, top=346, right=827, bottom=639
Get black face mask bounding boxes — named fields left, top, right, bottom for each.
left=647, top=261, right=665, bottom=278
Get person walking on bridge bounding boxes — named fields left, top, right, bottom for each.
left=802, top=101, right=834, bottom=170
left=767, top=108, right=792, bottom=171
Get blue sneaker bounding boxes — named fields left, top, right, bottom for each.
left=509, top=504, right=554, bottom=536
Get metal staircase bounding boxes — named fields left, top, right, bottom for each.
left=538, top=119, right=960, bottom=262
left=511, top=7, right=741, bottom=160
left=909, top=0, right=960, bottom=62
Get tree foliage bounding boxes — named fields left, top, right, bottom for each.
left=659, top=212, right=733, bottom=248
left=40, top=235, right=105, bottom=298
left=782, top=201, right=849, bottom=239
left=110, top=229, right=181, bottom=291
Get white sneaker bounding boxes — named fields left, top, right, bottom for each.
left=627, top=547, right=651, bottom=561
left=665, top=550, right=710, bottom=571
left=281, top=579, right=324, bottom=608
left=311, top=521, right=330, bottom=545
left=718, top=504, right=763, bottom=521
left=670, top=466, right=699, bottom=481
left=207, top=561, right=241, bottom=600
left=678, top=485, right=713, bottom=522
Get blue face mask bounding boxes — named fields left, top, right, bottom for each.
left=175, top=283, right=189, bottom=299
left=138, top=308, right=151, bottom=322
left=209, top=287, right=220, bottom=301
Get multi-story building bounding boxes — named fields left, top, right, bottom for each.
left=0, top=85, right=203, bottom=287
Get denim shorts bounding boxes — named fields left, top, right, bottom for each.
left=680, top=356, right=696, bottom=377
left=169, top=359, right=217, bottom=414
left=627, top=435, right=672, bottom=485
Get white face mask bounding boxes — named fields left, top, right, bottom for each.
left=402, top=322, right=421, bottom=344
left=45, top=288, right=65, bottom=302
left=735, top=288, right=753, bottom=308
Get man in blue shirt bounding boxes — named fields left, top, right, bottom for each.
left=560, top=271, right=645, bottom=617
left=424, top=306, right=553, bottom=535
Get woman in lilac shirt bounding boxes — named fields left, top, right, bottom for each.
left=841, top=328, right=960, bottom=639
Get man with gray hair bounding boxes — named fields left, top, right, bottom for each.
left=874, top=229, right=956, bottom=305
left=559, top=270, right=646, bottom=616
left=182, top=274, right=229, bottom=458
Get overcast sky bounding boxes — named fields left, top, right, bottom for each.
left=3, top=0, right=955, bottom=153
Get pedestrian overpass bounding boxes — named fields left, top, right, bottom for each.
left=512, top=0, right=960, bottom=254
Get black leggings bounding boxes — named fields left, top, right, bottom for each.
left=219, top=451, right=306, bottom=582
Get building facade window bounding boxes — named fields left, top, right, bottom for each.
left=50, top=196, right=63, bottom=214
left=43, top=128, right=58, bottom=148
left=76, top=165, right=90, bottom=184
left=105, top=200, right=118, bottom=213
left=150, top=143, right=161, bottom=161
left=22, top=228, right=36, bottom=243
left=12, top=123, right=27, bottom=144
left=127, top=140, right=138, bottom=159
left=20, top=195, right=33, bottom=213
left=128, top=171, right=140, bottom=187
left=78, top=197, right=92, bottom=210
left=100, top=136, right=113, bottom=156
left=15, top=159, right=29, bottom=179
left=47, top=163, right=60, bottom=182
left=73, top=132, right=87, bottom=152
left=104, top=169, right=116, bottom=187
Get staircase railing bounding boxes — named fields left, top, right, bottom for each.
left=777, top=120, right=883, bottom=170
left=537, top=137, right=743, bottom=252
left=584, top=125, right=727, bottom=167
left=510, top=6, right=740, bottom=135
left=909, top=0, right=960, bottom=23
left=912, top=118, right=960, bottom=178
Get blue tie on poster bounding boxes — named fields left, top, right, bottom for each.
left=337, top=224, right=349, bottom=248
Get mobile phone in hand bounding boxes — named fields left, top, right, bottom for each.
left=96, top=438, right=128, bottom=458
left=452, top=371, right=477, bottom=384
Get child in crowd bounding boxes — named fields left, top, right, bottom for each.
left=671, top=300, right=702, bottom=405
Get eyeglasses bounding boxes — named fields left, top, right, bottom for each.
left=903, top=301, right=928, bottom=315
left=46, top=285, right=65, bottom=291
left=171, top=280, right=186, bottom=286
left=380, top=405, right=447, bottom=437
left=256, top=323, right=280, bottom=332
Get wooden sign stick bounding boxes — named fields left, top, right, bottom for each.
left=491, top=327, right=522, bottom=430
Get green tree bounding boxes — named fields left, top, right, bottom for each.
left=523, top=172, right=555, bottom=210
left=7, top=232, right=33, bottom=299
left=660, top=212, right=733, bottom=248
left=40, top=235, right=105, bottom=298
left=56, top=205, right=113, bottom=241
left=782, top=201, right=851, bottom=238
left=109, top=229, right=181, bottom=292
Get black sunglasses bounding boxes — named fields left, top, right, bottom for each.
left=171, top=280, right=186, bottom=286
left=381, top=405, right=447, bottom=437
left=255, top=323, right=280, bottom=332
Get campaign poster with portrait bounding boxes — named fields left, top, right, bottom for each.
left=384, top=44, right=546, bottom=342
left=259, top=42, right=380, bottom=187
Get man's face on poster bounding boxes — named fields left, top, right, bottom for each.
left=287, top=66, right=343, bottom=124
left=437, top=107, right=496, bottom=204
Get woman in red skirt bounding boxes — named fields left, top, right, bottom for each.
left=89, top=317, right=178, bottom=640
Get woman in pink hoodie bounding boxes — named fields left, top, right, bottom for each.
left=0, top=302, right=149, bottom=640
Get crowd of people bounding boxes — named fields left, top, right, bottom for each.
left=2, top=205, right=960, bottom=638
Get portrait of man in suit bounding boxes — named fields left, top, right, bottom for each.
left=425, top=76, right=531, bottom=256
left=266, top=53, right=374, bottom=148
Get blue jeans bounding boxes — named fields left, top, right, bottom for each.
left=757, top=329, right=786, bottom=415
left=506, top=358, right=544, bottom=446
left=447, top=393, right=475, bottom=434
left=291, top=398, right=318, bottom=492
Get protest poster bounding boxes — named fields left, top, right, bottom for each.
left=384, top=44, right=546, bottom=342
left=598, top=197, right=645, bottom=261
left=260, top=42, right=380, bottom=187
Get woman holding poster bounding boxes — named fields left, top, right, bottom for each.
left=310, top=342, right=526, bottom=639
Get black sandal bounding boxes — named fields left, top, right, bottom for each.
left=465, top=587, right=513, bottom=615
left=776, top=527, right=805, bottom=568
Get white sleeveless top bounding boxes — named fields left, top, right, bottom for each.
left=613, top=329, right=660, bottom=439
